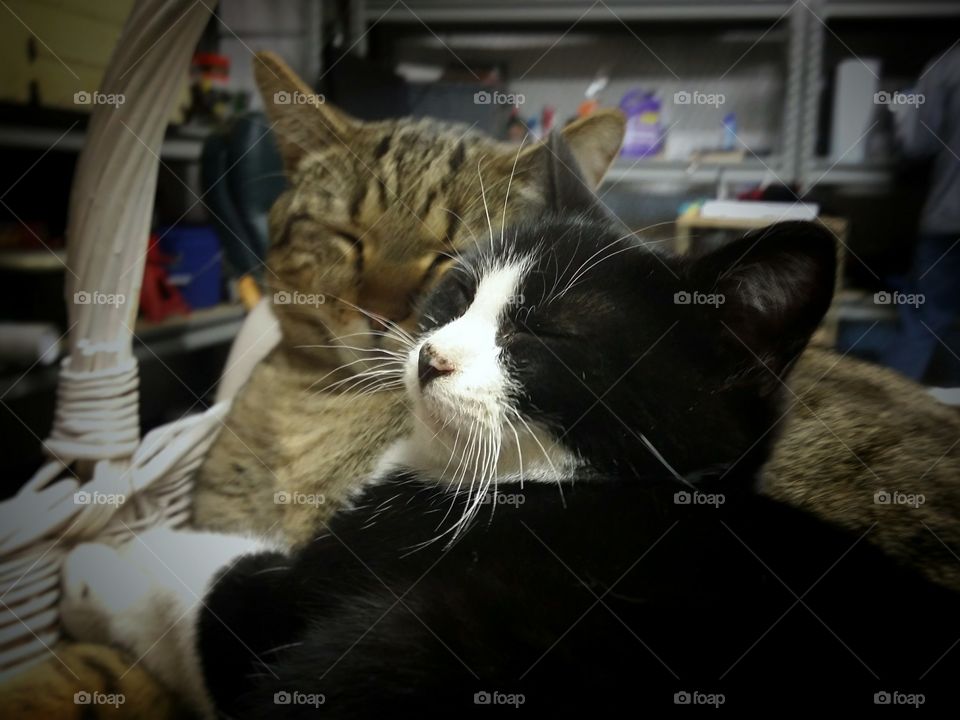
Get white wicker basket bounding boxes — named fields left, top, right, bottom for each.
left=0, top=0, right=267, bottom=680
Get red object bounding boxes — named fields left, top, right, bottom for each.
left=541, top=105, right=556, bottom=134
left=139, top=236, right=190, bottom=323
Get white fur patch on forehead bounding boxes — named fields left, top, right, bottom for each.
left=467, top=260, right=527, bottom=324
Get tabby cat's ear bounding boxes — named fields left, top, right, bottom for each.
left=558, top=109, right=626, bottom=188
left=253, top=51, right=359, bottom=175
left=691, top=221, right=837, bottom=382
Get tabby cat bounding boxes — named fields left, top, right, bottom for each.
left=61, top=135, right=960, bottom=715
left=191, top=52, right=626, bottom=545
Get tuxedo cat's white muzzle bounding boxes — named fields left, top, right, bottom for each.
left=405, top=263, right=525, bottom=436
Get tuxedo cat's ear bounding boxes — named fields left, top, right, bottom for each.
left=253, top=51, right=359, bottom=175
left=691, top=221, right=836, bottom=383
left=542, top=130, right=611, bottom=216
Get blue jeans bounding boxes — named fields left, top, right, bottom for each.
left=882, top=232, right=960, bottom=382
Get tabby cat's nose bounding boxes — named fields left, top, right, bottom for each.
left=418, top=343, right=454, bottom=387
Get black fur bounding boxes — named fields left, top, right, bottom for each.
left=198, top=135, right=959, bottom=716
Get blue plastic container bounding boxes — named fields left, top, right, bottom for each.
left=157, top=225, right=223, bottom=310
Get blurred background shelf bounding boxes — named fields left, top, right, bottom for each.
left=0, top=125, right=207, bottom=161
left=604, top=157, right=779, bottom=185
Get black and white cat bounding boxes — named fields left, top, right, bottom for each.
left=62, top=135, right=960, bottom=716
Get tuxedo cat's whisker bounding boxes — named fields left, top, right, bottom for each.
left=261, top=641, right=304, bottom=656
left=346, top=377, right=404, bottom=397
left=555, top=237, right=634, bottom=301
left=558, top=243, right=641, bottom=298
left=509, top=408, right=566, bottom=508
left=305, top=356, right=404, bottom=393
left=635, top=429, right=689, bottom=487
left=435, top=426, right=462, bottom=481
left=454, top=421, right=502, bottom=539
left=298, top=342, right=407, bottom=359
left=323, top=369, right=405, bottom=396
left=500, top=135, right=528, bottom=250
left=325, top=368, right=406, bottom=394
left=436, top=423, right=479, bottom=531
left=304, top=356, right=397, bottom=393
left=323, top=294, right=418, bottom=345
left=546, top=233, right=585, bottom=306
left=314, top=362, right=405, bottom=393
left=476, top=158, right=496, bottom=252
left=326, top=330, right=416, bottom=349
left=504, top=413, right=525, bottom=488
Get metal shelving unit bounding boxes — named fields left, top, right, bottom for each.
left=798, top=0, right=960, bottom=191
left=364, top=0, right=960, bottom=195
left=365, top=1, right=796, bottom=22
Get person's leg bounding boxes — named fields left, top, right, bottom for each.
left=882, top=232, right=960, bottom=381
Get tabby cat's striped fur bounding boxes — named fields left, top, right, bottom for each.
left=763, top=345, right=960, bottom=591
left=0, top=644, right=185, bottom=719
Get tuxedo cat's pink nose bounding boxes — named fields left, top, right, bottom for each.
left=418, top=343, right=455, bottom=387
